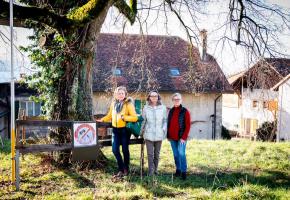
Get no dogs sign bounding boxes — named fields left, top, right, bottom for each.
left=73, top=123, right=96, bottom=147
left=72, top=122, right=98, bottom=161
left=73, top=123, right=97, bottom=147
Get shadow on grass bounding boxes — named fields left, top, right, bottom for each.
left=101, top=161, right=290, bottom=198
left=62, top=170, right=96, bottom=188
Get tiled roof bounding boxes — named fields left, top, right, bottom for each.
left=265, top=58, right=290, bottom=77
left=93, top=33, right=233, bottom=93
left=231, top=58, right=290, bottom=90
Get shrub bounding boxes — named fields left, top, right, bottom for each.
left=256, top=121, right=276, bottom=141
left=221, top=126, right=231, bottom=140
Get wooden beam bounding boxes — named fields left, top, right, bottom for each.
left=16, top=120, right=73, bottom=127
left=16, top=120, right=112, bottom=128
left=0, top=18, right=26, bottom=27
left=17, top=138, right=144, bottom=154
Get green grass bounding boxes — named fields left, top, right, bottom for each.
left=0, top=139, right=289, bottom=199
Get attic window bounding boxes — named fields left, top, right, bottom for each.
left=170, top=68, right=180, bottom=76
left=113, top=68, right=122, bottom=76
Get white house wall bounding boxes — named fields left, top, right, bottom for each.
left=93, top=92, right=222, bottom=140
left=277, top=79, right=290, bottom=141
left=222, top=94, right=240, bottom=132
left=241, top=88, right=278, bottom=125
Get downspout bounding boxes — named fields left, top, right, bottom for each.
left=277, top=85, right=283, bottom=142
left=213, top=94, right=222, bottom=140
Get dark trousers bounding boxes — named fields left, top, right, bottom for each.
left=112, top=127, right=130, bottom=172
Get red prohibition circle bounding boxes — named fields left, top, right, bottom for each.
left=74, top=124, right=96, bottom=145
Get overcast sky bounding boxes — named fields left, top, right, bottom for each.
left=0, top=0, right=289, bottom=81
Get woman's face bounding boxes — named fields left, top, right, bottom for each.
left=149, top=92, right=159, bottom=104
left=116, top=89, right=126, bottom=101
left=172, top=95, right=182, bottom=107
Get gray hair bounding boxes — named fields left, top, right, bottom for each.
left=171, top=93, right=182, bottom=100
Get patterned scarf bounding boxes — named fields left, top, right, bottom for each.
left=114, top=100, right=125, bottom=113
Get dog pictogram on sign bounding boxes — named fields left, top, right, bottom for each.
left=73, top=123, right=96, bottom=147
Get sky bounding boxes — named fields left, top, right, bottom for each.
left=0, top=0, right=290, bottom=83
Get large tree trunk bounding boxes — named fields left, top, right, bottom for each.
left=51, top=1, right=113, bottom=167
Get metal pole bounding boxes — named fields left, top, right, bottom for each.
left=9, top=0, right=16, bottom=189
left=15, top=149, right=20, bottom=190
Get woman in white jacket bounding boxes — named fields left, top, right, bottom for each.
left=142, top=91, right=167, bottom=176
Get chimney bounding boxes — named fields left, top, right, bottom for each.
left=200, top=29, right=207, bottom=61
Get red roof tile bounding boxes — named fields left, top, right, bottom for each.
left=93, top=33, right=233, bottom=93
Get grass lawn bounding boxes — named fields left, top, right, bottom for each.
left=0, top=139, right=289, bottom=199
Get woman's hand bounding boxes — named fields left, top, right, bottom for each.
left=96, top=119, right=103, bottom=122
left=180, top=139, right=186, bottom=144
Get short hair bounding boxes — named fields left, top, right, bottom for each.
left=146, top=90, right=162, bottom=105
left=171, top=92, right=182, bottom=100
left=114, top=86, right=128, bottom=99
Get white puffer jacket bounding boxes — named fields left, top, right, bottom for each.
left=142, top=104, right=167, bottom=141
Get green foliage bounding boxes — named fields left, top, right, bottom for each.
left=1, top=140, right=289, bottom=199
left=22, top=32, right=66, bottom=117
left=22, top=27, right=87, bottom=119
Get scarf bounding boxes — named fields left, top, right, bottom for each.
left=114, top=100, right=125, bottom=113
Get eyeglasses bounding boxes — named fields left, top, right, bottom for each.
left=173, top=98, right=181, bottom=101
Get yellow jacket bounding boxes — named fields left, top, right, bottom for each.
left=101, top=98, right=138, bottom=128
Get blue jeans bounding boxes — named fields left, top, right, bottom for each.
left=170, top=140, right=187, bottom=172
left=112, top=127, right=131, bottom=172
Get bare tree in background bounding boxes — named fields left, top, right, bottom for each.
left=0, top=0, right=289, bottom=165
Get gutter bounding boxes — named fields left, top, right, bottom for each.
left=213, top=94, right=222, bottom=140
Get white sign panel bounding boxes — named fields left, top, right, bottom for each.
left=73, top=123, right=97, bottom=147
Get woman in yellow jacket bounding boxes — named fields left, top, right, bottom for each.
left=97, top=86, right=138, bottom=177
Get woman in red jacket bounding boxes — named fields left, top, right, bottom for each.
left=167, top=93, right=191, bottom=180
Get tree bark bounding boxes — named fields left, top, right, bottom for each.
left=51, top=1, right=113, bottom=166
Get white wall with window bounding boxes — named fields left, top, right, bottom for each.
left=241, top=88, right=278, bottom=125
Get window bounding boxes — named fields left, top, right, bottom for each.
left=169, top=68, right=180, bottom=76
left=19, top=101, right=42, bottom=116
left=252, top=100, right=258, bottom=108
left=113, top=68, right=122, bottom=76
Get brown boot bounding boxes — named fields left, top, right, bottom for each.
left=123, top=169, right=129, bottom=176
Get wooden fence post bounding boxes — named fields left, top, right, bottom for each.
left=140, top=142, right=144, bottom=180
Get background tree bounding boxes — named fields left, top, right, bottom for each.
left=0, top=0, right=289, bottom=166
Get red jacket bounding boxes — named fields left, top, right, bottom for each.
left=167, top=106, right=191, bottom=140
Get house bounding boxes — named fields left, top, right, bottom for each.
left=92, top=33, right=233, bottom=140
left=223, top=58, right=290, bottom=138
left=1, top=57, right=43, bottom=138
left=272, top=74, right=290, bottom=141
left=0, top=79, right=41, bottom=139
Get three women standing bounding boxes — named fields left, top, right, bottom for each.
left=142, top=91, right=167, bottom=176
